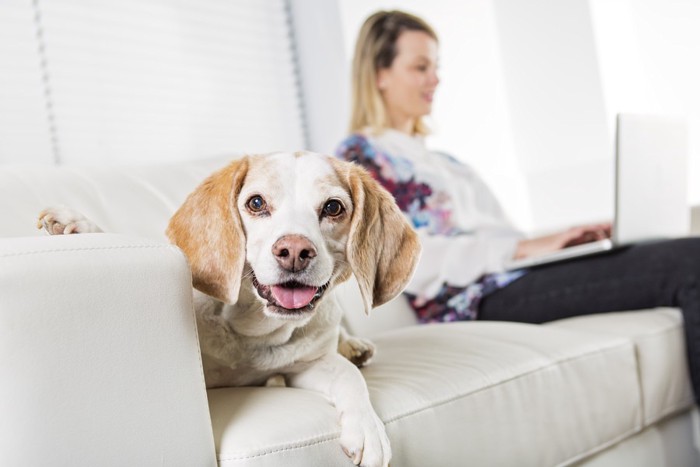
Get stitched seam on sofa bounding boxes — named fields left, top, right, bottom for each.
left=383, top=340, right=636, bottom=425
left=564, top=319, right=688, bottom=465
left=635, top=322, right=683, bottom=340
left=633, top=324, right=689, bottom=425
left=575, top=322, right=691, bottom=427
left=526, top=320, right=684, bottom=429
left=644, top=400, right=696, bottom=427
left=555, top=424, right=643, bottom=467
left=216, top=433, right=340, bottom=461
left=630, top=334, right=647, bottom=432
left=558, top=398, right=695, bottom=466
left=563, top=320, right=682, bottom=341
left=0, top=244, right=177, bottom=258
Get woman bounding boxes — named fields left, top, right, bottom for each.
left=336, top=9, right=700, bottom=402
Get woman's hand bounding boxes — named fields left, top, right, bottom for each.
left=514, top=223, right=612, bottom=260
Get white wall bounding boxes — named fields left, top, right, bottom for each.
left=288, top=0, right=349, bottom=155
left=493, top=0, right=612, bottom=232
left=300, top=0, right=700, bottom=234
left=589, top=0, right=700, bottom=207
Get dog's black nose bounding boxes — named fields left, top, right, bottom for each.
left=272, top=235, right=317, bottom=272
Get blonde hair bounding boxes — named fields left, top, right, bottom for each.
left=350, top=10, right=438, bottom=136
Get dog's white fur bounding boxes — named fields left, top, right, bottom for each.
left=38, top=152, right=421, bottom=467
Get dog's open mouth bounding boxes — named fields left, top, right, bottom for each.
left=252, top=276, right=328, bottom=315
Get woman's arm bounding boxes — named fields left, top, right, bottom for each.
left=514, top=223, right=612, bottom=259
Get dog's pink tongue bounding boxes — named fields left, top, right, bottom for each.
left=271, top=285, right=317, bottom=309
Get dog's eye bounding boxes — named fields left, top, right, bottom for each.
left=322, top=199, right=344, bottom=218
left=246, top=195, right=267, bottom=213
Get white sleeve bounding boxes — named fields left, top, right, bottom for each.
left=405, top=227, right=523, bottom=299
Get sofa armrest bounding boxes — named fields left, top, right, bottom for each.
left=0, top=234, right=216, bottom=467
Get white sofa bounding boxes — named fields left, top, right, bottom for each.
left=1, top=158, right=698, bottom=467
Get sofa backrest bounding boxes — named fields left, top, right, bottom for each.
left=0, top=159, right=228, bottom=240
left=0, top=159, right=417, bottom=336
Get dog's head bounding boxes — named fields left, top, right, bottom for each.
left=167, top=152, right=420, bottom=319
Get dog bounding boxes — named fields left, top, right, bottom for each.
left=37, top=151, right=421, bottom=467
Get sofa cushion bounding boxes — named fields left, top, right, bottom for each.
left=0, top=158, right=228, bottom=239
left=209, top=321, right=641, bottom=466
left=547, top=308, right=694, bottom=426
left=210, top=387, right=349, bottom=466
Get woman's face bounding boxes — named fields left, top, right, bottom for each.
left=377, top=30, right=439, bottom=131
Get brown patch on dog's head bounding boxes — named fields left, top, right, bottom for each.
left=330, top=157, right=421, bottom=314
left=166, top=157, right=249, bottom=304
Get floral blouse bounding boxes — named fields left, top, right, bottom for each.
left=336, top=130, right=526, bottom=323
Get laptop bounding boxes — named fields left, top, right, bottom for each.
left=505, top=113, right=689, bottom=271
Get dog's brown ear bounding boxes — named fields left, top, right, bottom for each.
left=166, top=157, right=248, bottom=304
left=334, top=159, right=421, bottom=315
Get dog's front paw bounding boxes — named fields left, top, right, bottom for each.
left=37, top=205, right=102, bottom=235
left=340, top=410, right=391, bottom=467
left=264, top=374, right=287, bottom=387
left=338, top=335, right=376, bottom=368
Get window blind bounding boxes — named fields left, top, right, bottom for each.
left=0, top=0, right=54, bottom=164
left=2, top=0, right=306, bottom=165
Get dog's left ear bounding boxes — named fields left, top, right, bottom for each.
left=166, top=157, right=249, bottom=304
left=332, top=158, right=421, bottom=315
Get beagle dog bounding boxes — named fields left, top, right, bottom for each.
left=38, top=151, right=421, bottom=467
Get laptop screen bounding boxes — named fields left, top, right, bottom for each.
left=614, top=113, right=689, bottom=244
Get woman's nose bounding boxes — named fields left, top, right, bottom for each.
left=430, top=70, right=440, bottom=86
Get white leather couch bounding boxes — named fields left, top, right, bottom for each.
left=1, top=158, right=698, bottom=467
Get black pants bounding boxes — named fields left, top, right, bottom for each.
left=479, top=237, right=700, bottom=403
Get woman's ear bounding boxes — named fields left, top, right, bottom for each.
left=376, top=68, right=388, bottom=91
left=334, top=158, right=421, bottom=315
left=166, top=157, right=249, bottom=304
